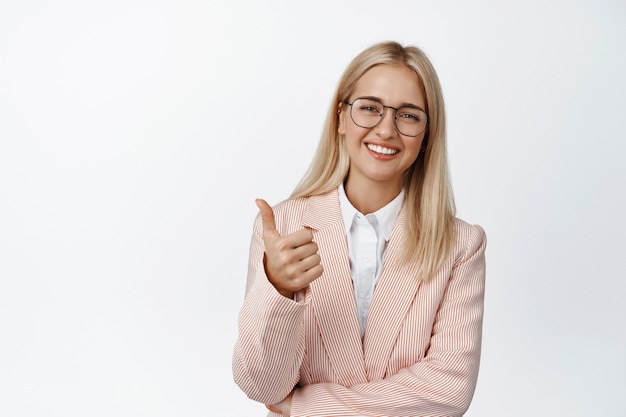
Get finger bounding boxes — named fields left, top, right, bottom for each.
left=297, top=252, right=322, bottom=272
left=255, top=198, right=280, bottom=239
left=300, top=263, right=324, bottom=284
left=283, top=228, right=315, bottom=248
left=289, top=240, right=319, bottom=261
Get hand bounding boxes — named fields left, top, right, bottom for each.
left=256, top=199, right=323, bottom=298
left=266, top=391, right=293, bottom=416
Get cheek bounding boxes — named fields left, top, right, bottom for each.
left=405, top=137, right=425, bottom=161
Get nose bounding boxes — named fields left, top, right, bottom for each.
left=373, top=108, right=398, bottom=139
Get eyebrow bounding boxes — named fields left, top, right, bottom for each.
left=357, top=96, right=426, bottom=113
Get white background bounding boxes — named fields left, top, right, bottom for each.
left=1, top=0, right=625, bottom=416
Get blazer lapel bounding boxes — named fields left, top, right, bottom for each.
left=302, top=191, right=368, bottom=386
left=362, top=207, right=421, bottom=381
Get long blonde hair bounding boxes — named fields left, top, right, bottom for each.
left=291, top=41, right=456, bottom=282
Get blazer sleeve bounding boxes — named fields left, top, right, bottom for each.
left=232, top=213, right=308, bottom=405
left=290, top=224, right=487, bottom=417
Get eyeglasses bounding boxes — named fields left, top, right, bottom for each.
left=344, top=98, right=428, bottom=137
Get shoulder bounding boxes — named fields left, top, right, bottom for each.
left=453, top=217, right=486, bottom=241
left=275, top=189, right=338, bottom=215
left=452, top=217, right=487, bottom=261
left=255, top=189, right=338, bottom=234
left=271, top=196, right=310, bottom=222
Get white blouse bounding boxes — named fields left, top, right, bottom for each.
left=337, top=184, right=404, bottom=336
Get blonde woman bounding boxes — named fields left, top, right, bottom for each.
left=233, top=41, right=486, bottom=417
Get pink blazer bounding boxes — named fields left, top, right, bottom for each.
left=233, top=189, right=486, bottom=417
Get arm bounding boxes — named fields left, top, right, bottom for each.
left=232, top=210, right=311, bottom=405
left=290, top=224, right=487, bottom=417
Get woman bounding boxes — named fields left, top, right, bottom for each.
left=233, top=40, right=486, bottom=417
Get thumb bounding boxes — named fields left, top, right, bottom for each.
left=255, top=198, right=280, bottom=240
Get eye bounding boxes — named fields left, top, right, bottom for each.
left=361, top=105, right=380, bottom=113
left=354, top=98, right=383, bottom=114
left=397, top=108, right=424, bottom=123
left=358, top=103, right=382, bottom=113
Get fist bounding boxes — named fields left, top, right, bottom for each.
left=256, top=199, right=323, bottom=298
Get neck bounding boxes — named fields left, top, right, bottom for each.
left=344, top=177, right=402, bottom=215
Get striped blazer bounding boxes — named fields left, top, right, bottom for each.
left=233, top=189, right=486, bottom=417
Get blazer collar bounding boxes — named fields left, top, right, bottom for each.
left=302, top=190, right=368, bottom=385
left=301, top=190, right=344, bottom=231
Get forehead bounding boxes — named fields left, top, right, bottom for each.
left=352, top=64, right=425, bottom=107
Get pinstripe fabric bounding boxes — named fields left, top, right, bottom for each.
left=232, top=189, right=486, bottom=417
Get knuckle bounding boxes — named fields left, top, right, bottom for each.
left=275, top=239, right=289, bottom=252
left=285, top=265, right=298, bottom=278
left=277, top=252, right=294, bottom=267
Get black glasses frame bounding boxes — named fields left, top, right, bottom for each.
left=344, top=98, right=428, bottom=137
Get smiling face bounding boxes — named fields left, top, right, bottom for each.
left=338, top=64, right=427, bottom=201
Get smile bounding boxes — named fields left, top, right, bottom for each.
left=367, top=144, right=399, bottom=155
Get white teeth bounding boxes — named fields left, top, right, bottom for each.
left=367, top=144, right=398, bottom=155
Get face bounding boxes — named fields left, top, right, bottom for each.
left=338, top=64, right=426, bottom=195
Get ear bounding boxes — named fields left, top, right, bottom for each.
left=337, top=103, right=346, bottom=135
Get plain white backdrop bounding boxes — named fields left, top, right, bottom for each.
left=1, top=0, right=625, bottom=416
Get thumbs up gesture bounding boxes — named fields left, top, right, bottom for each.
left=256, top=199, right=323, bottom=298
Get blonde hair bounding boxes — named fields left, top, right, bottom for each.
left=291, top=41, right=456, bottom=282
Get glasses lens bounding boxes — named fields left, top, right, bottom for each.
left=395, top=107, right=427, bottom=136
left=350, top=98, right=427, bottom=136
left=350, top=98, right=384, bottom=129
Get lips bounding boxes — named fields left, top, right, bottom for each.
left=367, top=143, right=399, bottom=155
